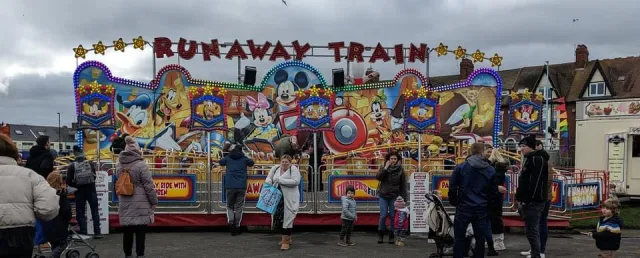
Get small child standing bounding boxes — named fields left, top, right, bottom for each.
left=588, top=198, right=623, bottom=258
left=43, top=172, right=73, bottom=258
left=393, top=196, right=409, bottom=246
left=338, top=185, right=357, bottom=246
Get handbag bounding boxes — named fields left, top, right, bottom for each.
left=256, top=183, right=283, bottom=214
left=115, top=169, right=134, bottom=196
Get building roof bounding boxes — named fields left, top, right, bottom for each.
left=8, top=124, right=76, bottom=142
left=564, top=57, right=640, bottom=102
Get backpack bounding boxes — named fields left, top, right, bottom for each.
left=115, top=169, right=134, bottom=196
left=73, top=160, right=95, bottom=185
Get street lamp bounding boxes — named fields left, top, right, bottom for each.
left=57, top=112, right=61, bottom=152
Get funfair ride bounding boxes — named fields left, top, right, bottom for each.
left=66, top=37, right=608, bottom=229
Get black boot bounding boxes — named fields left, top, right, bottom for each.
left=487, top=241, right=499, bottom=256
left=230, top=225, right=237, bottom=236
left=388, top=231, right=395, bottom=244
left=377, top=231, right=384, bottom=244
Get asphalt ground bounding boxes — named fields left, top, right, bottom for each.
left=57, top=227, right=640, bottom=258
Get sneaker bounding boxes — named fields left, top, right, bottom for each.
left=396, top=240, right=405, bottom=247
left=338, top=241, right=347, bottom=247
left=428, top=239, right=435, bottom=244
left=520, top=250, right=531, bottom=256
left=494, top=239, right=506, bottom=251
left=347, top=241, right=356, bottom=246
left=526, top=254, right=545, bottom=258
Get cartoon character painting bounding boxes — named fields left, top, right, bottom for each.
left=83, top=99, right=108, bottom=117
left=245, top=93, right=278, bottom=140
left=154, top=71, right=191, bottom=130
left=275, top=70, right=308, bottom=111
left=446, top=89, right=479, bottom=134
left=367, top=100, right=392, bottom=145
left=115, top=93, right=152, bottom=136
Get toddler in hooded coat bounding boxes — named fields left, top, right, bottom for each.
left=393, top=196, right=409, bottom=246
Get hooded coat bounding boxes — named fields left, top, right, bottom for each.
left=220, top=147, right=254, bottom=189
left=515, top=150, right=549, bottom=203
left=449, top=155, right=497, bottom=210
left=25, top=145, right=54, bottom=179
left=116, top=150, right=158, bottom=226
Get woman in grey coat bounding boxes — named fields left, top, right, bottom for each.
left=116, top=136, right=158, bottom=258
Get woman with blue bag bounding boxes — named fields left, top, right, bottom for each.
left=264, top=155, right=301, bottom=251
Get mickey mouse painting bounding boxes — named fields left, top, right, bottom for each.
left=275, top=69, right=309, bottom=111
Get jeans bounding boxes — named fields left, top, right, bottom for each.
left=226, top=189, right=246, bottom=227
left=540, top=200, right=550, bottom=253
left=339, top=219, right=354, bottom=242
left=378, top=196, right=396, bottom=231
left=75, top=187, right=101, bottom=234
left=453, top=208, right=487, bottom=258
left=484, top=218, right=493, bottom=244
left=523, top=202, right=546, bottom=258
left=123, top=225, right=147, bottom=257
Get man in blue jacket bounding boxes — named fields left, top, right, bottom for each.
left=449, top=142, right=497, bottom=258
left=219, top=133, right=254, bottom=236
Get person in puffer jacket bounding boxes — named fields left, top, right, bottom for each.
left=116, top=136, right=158, bottom=258
left=0, top=134, right=59, bottom=258
left=219, top=143, right=254, bottom=236
left=43, top=172, right=73, bottom=258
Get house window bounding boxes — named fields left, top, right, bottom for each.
left=632, top=135, right=640, bottom=158
left=589, top=82, right=606, bottom=97
left=537, top=87, right=554, bottom=100
left=14, top=130, right=23, bottom=135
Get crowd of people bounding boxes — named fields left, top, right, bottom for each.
left=0, top=132, right=623, bottom=257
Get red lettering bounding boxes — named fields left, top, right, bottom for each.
left=201, top=40, right=220, bottom=61
left=440, top=181, right=449, bottom=189
left=178, top=38, right=197, bottom=60
left=292, top=40, right=311, bottom=60
left=347, top=42, right=365, bottom=62
left=394, top=44, right=404, bottom=65
left=369, top=43, right=390, bottom=63
left=327, top=41, right=345, bottom=62
left=409, top=43, right=427, bottom=63
left=154, top=37, right=174, bottom=58
left=155, top=189, right=168, bottom=196
left=246, top=183, right=262, bottom=194
left=269, top=41, right=291, bottom=61
left=173, top=182, right=187, bottom=189
left=225, top=40, right=248, bottom=60
left=247, top=40, right=271, bottom=60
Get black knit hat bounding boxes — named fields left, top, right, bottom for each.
left=519, top=135, right=537, bottom=149
left=36, top=135, right=49, bottom=146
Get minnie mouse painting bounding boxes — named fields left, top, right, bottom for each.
left=275, top=69, right=309, bottom=111
left=245, top=93, right=278, bottom=140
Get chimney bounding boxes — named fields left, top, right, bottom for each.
left=460, top=58, right=474, bottom=80
left=575, top=44, right=589, bottom=69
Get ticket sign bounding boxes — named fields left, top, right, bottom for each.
left=112, top=174, right=197, bottom=203
left=566, top=182, right=601, bottom=210
left=431, top=175, right=511, bottom=203
left=328, top=175, right=380, bottom=203
left=550, top=180, right=564, bottom=208
left=221, top=175, right=304, bottom=203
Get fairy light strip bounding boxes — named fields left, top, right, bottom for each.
left=260, top=60, right=328, bottom=89
left=150, top=64, right=261, bottom=91
left=341, top=68, right=427, bottom=92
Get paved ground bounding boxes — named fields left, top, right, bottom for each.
left=67, top=229, right=640, bottom=258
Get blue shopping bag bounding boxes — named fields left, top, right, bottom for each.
left=256, top=183, right=283, bottom=214
left=34, top=219, right=46, bottom=245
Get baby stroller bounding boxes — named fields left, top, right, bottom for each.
left=425, top=192, right=475, bottom=258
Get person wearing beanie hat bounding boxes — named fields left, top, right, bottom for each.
left=515, top=135, right=550, bottom=258
left=116, top=135, right=157, bottom=258
left=25, top=135, right=54, bottom=178
left=66, top=145, right=102, bottom=238
left=392, top=196, right=409, bottom=246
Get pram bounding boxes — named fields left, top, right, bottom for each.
left=33, top=225, right=100, bottom=258
left=425, top=192, right=475, bottom=258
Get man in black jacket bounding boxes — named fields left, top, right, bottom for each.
left=25, top=135, right=54, bottom=178
left=515, top=136, right=549, bottom=258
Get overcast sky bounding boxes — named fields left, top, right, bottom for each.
left=1, top=0, right=639, bottom=127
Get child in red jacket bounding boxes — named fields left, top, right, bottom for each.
left=393, top=196, right=409, bottom=246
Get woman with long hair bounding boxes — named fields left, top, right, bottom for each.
left=265, top=155, right=301, bottom=251
left=375, top=151, right=407, bottom=244
left=0, top=134, right=59, bottom=258
left=487, top=148, right=510, bottom=253
left=116, top=136, right=158, bottom=258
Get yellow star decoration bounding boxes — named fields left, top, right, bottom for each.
left=435, top=43, right=448, bottom=57
left=453, top=46, right=467, bottom=60
left=308, top=86, right=320, bottom=97
left=203, top=85, right=214, bottom=96
left=296, top=90, right=307, bottom=98
left=403, top=88, right=415, bottom=98
left=472, top=49, right=485, bottom=63
left=189, top=87, right=198, bottom=96
left=510, top=91, right=519, bottom=100
left=76, top=87, right=86, bottom=95
left=417, top=87, right=429, bottom=98
left=90, top=81, right=100, bottom=93
left=133, top=36, right=146, bottom=50
left=490, top=53, right=503, bottom=67
left=113, top=38, right=127, bottom=52
left=92, top=41, right=106, bottom=55
left=217, top=87, right=227, bottom=96
left=323, top=87, right=333, bottom=96
left=522, top=90, right=532, bottom=100
left=535, top=92, right=545, bottom=101
left=73, top=45, right=88, bottom=59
